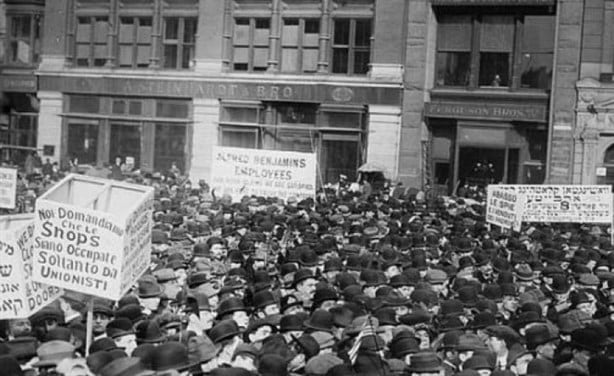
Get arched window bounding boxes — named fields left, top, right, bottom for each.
left=604, top=144, right=614, bottom=164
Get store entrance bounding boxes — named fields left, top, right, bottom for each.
left=109, top=123, right=141, bottom=168
left=458, top=147, right=505, bottom=187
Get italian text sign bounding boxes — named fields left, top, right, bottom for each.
left=486, top=185, right=524, bottom=231
left=493, top=185, right=612, bottom=223
left=0, top=167, right=17, bottom=209
left=210, top=146, right=316, bottom=202
left=0, top=216, right=62, bottom=319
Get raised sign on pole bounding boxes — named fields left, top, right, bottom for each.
left=210, top=146, right=317, bottom=202
left=32, top=174, right=154, bottom=300
left=0, top=167, right=18, bottom=209
left=0, top=214, right=62, bottom=319
left=486, top=185, right=524, bottom=231
left=490, top=185, right=612, bottom=223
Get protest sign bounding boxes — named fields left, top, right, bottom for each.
left=491, top=185, right=612, bottom=223
left=486, top=185, right=524, bottom=231
left=32, top=174, right=154, bottom=300
left=0, top=167, right=18, bottom=209
left=210, top=146, right=317, bottom=202
left=0, top=214, right=62, bottom=319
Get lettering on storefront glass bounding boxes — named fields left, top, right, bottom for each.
left=426, top=102, right=547, bottom=122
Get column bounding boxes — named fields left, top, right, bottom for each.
left=149, top=0, right=161, bottom=68
left=367, top=105, right=402, bottom=181
left=189, top=98, right=220, bottom=183
left=194, top=0, right=226, bottom=73
left=317, top=0, right=330, bottom=74
left=267, top=0, right=281, bottom=72
left=581, top=131, right=600, bottom=184
left=105, top=0, right=118, bottom=67
left=370, top=0, right=405, bottom=81
left=37, top=91, right=63, bottom=164
left=39, top=0, right=70, bottom=70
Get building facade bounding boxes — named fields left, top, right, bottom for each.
left=401, top=0, right=584, bottom=194
left=0, top=0, right=43, bottom=165
left=35, top=0, right=406, bottom=185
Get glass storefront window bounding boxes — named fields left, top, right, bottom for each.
left=109, top=123, right=141, bottom=167
left=154, top=123, right=186, bottom=172
left=68, top=122, right=98, bottom=165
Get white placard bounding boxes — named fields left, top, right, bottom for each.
left=210, top=146, right=317, bottom=202
left=491, top=185, right=613, bottom=223
left=486, top=185, right=524, bottom=231
left=32, top=174, right=154, bottom=300
left=0, top=215, right=62, bottom=319
left=0, top=167, right=18, bottom=209
left=596, top=167, right=607, bottom=177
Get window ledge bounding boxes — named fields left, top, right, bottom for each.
left=430, top=87, right=550, bottom=101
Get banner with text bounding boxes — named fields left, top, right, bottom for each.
left=491, top=185, right=613, bottom=223
left=210, top=146, right=317, bottom=202
left=486, top=185, right=524, bottom=231
left=0, top=215, right=62, bottom=319
left=0, top=167, right=17, bottom=209
left=32, top=175, right=154, bottom=300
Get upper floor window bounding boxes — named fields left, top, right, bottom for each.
left=76, top=16, right=108, bottom=67
left=332, top=18, right=371, bottom=75
left=435, top=11, right=555, bottom=90
left=162, top=17, right=197, bottom=69
left=280, top=18, right=320, bottom=73
left=232, top=18, right=270, bottom=72
left=6, top=13, right=43, bottom=65
left=118, top=17, right=153, bottom=68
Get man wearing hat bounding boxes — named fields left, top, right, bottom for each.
left=525, top=325, right=558, bottom=362
left=407, top=351, right=444, bottom=376
left=292, top=269, right=318, bottom=308
left=217, top=297, right=250, bottom=330
left=484, top=325, right=524, bottom=371
left=209, top=320, right=243, bottom=369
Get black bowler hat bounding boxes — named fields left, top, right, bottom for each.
left=407, top=351, right=442, bottom=373
left=389, top=335, right=420, bottom=358
left=313, top=288, right=338, bottom=307
left=217, top=297, right=249, bottom=318
left=253, top=290, right=277, bottom=310
left=280, top=314, right=307, bottom=333
left=135, top=320, right=166, bottom=344
left=293, top=269, right=316, bottom=288
left=115, top=304, right=145, bottom=324
left=99, top=357, right=149, bottom=376
left=150, top=342, right=197, bottom=372
left=105, top=318, right=134, bottom=339
left=209, top=320, right=241, bottom=344
left=525, top=325, right=557, bottom=350
left=304, top=309, right=335, bottom=333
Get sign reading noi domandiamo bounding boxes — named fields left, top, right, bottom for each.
left=210, top=146, right=317, bottom=203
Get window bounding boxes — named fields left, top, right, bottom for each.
left=435, top=12, right=555, bottom=90
left=75, top=16, right=108, bottom=67
left=332, top=18, right=371, bottom=74
left=7, top=13, right=43, bottom=65
left=220, top=127, right=260, bottom=149
left=68, top=122, right=98, bottom=164
left=280, top=18, right=320, bottom=73
left=118, top=16, right=152, bottom=68
left=232, top=18, right=270, bottom=72
left=154, top=123, right=186, bottom=171
left=219, top=104, right=263, bottom=148
left=162, top=17, right=197, bottom=69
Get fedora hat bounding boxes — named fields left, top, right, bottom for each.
left=280, top=313, right=307, bottom=333
left=99, top=357, right=152, bottom=376
left=456, top=333, right=487, bottom=352
left=188, top=334, right=218, bottom=364
left=209, top=320, right=241, bottom=344
left=525, top=325, right=557, bottom=350
left=253, top=290, right=277, bottom=310
left=389, top=335, right=420, bottom=358
left=217, top=297, right=249, bottom=318
left=106, top=318, right=134, bottom=339
left=304, top=310, right=335, bottom=333
left=135, top=320, right=166, bottom=344
left=408, top=351, right=442, bottom=372
left=32, top=340, right=75, bottom=368
left=313, top=288, right=338, bottom=307
left=293, top=269, right=317, bottom=288
left=150, top=342, right=197, bottom=372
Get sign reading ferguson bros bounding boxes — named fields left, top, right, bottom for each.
left=31, top=175, right=154, bottom=300
left=210, top=146, right=317, bottom=203
left=0, top=215, right=62, bottom=319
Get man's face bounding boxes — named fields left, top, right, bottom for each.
left=511, top=353, right=534, bottom=375
left=536, top=341, right=556, bottom=360
left=263, top=304, right=280, bottom=316
left=486, top=336, right=505, bottom=354
left=502, top=296, right=518, bottom=312
left=115, top=334, right=137, bottom=356
left=141, top=297, right=161, bottom=312
left=92, top=313, right=110, bottom=335
left=211, top=243, right=227, bottom=259
left=232, top=310, right=249, bottom=329
left=297, top=278, right=317, bottom=299
left=9, top=318, right=32, bottom=337
left=397, top=286, right=414, bottom=298
left=249, top=325, right=273, bottom=343
left=232, top=355, right=256, bottom=371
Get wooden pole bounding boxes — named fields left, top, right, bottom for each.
left=85, top=299, right=93, bottom=356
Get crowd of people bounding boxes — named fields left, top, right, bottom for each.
left=2, top=168, right=614, bottom=376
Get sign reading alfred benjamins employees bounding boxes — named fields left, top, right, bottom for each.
left=32, top=174, right=154, bottom=300
left=0, top=167, right=18, bottom=209
left=494, top=185, right=613, bottom=223
left=486, top=185, right=524, bottom=231
left=0, top=215, right=62, bottom=319
left=210, top=146, right=316, bottom=203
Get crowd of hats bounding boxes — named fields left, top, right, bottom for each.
left=4, top=173, right=614, bottom=376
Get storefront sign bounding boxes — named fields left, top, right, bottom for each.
left=431, top=0, right=554, bottom=5
left=38, top=75, right=402, bottom=106
left=493, top=185, right=613, bottom=223
left=210, top=146, right=317, bottom=203
left=425, top=102, right=547, bottom=122
left=0, top=167, right=18, bottom=209
left=486, top=185, right=524, bottom=231
left=0, top=74, right=37, bottom=92
left=0, top=215, right=62, bottom=319
left=32, top=175, right=154, bottom=300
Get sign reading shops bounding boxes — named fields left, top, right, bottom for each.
left=210, top=146, right=317, bottom=203
left=488, top=185, right=613, bottom=224
left=31, top=175, right=154, bottom=300
left=0, top=214, right=62, bottom=319
left=0, top=167, right=18, bottom=209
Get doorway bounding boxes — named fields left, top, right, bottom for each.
left=109, top=123, right=141, bottom=168
left=458, top=147, right=504, bottom=187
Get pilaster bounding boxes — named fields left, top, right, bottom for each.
left=37, top=91, right=63, bottom=163
left=190, top=98, right=220, bottom=183
left=367, top=105, right=402, bottom=181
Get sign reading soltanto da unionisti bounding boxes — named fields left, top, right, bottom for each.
left=31, top=175, right=154, bottom=300
left=0, top=214, right=62, bottom=319
left=210, top=146, right=316, bottom=202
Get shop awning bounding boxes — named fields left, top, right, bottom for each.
left=431, top=0, right=554, bottom=5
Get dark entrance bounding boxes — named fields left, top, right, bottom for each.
left=458, top=147, right=519, bottom=187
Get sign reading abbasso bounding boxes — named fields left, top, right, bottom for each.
left=210, top=146, right=317, bottom=202
left=0, top=215, right=62, bottom=319
left=486, top=185, right=524, bottom=231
